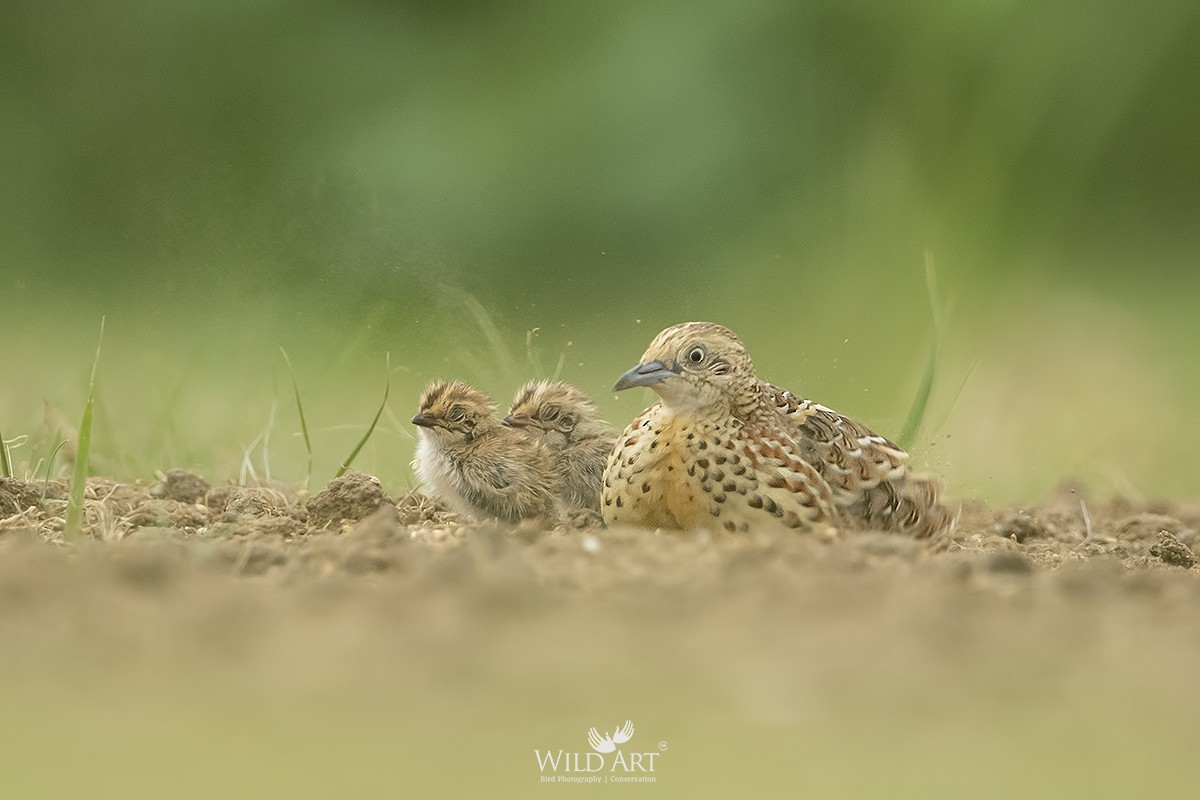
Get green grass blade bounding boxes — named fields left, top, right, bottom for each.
left=896, top=254, right=943, bottom=450
left=41, top=440, right=68, bottom=502
left=259, top=399, right=277, bottom=484
left=0, top=428, right=11, bottom=478
left=280, top=348, right=313, bottom=489
left=930, top=359, right=979, bottom=438
left=66, top=317, right=105, bottom=539
left=335, top=353, right=391, bottom=478
left=896, top=345, right=937, bottom=450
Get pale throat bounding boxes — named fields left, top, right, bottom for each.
left=651, top=380, right=713, bottom=413
left=653, top=380, right=754, bottom=422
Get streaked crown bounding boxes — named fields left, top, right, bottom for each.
left=507, top=380, right=607, bottom=438
left=629, top=321, right=758, bottom=414
left=414, top=379, right=497, bottom=434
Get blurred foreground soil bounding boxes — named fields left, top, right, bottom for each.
left=1, top=471, right=1199, bottom=797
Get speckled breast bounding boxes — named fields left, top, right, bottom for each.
left=603, top=403, right=839, bottom=533
left=601, top=406, right=725, bottom=530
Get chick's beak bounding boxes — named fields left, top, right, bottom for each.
left=612, top=360, right=680, bottom=392
left=411, top=413, right=437, bottom=428
left=503, top=414, right=531, bottom=428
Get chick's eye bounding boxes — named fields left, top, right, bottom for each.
left=687, top=346, right=706, bottom=364
left=560, top=414, right=576, bottom=430
left=542, top=405, right=559, bottom=421
left=449, top=406, right=466, bottom=421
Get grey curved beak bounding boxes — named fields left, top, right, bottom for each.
left=411, top=413, right=437, bottom=428
left=612, top=360, right=679, bottom=392
left=503, top=414, right=531, bottom=428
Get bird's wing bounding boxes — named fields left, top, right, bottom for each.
left=737, top=426, right=840, bottom=527
left=457, top=448, right=514, bottom=493
left=462, top=437, right=555, bottom=500
left=761, top=381, right=908, bottom=498
left=762, top=381, right=954, bottom=537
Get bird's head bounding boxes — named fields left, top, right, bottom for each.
left=412, top=380, right=497, bottom=442
left=504, top=380, right=607, bottom=446
left=613, top=322, right=757, bottom=415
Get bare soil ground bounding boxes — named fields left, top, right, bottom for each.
left=4, top=471, right=1198, bottom=579
left=2, top=472, right=1200, bottom=797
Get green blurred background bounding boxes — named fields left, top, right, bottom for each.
left=3, top=0, right=1198, bottom=502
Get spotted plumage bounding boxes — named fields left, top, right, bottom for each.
left=504, top=380, right=617, bottom=513
left=602, top=322, right=954, bottom=537
left=412, top=380, right=557, bottom=523
left=763, top=385, right=954, bottom=537
left=603, top=323, right=837, bottom=533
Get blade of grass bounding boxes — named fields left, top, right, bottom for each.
left=525, top=327, right=544, bottom=378
left=459, top=291, right=516, bottom=384
left=930, top=359, right=979, bottom=438
left=239, top=398, right=279, bottom=486
left=0, top=428, right=11, bottom=478
left=239, top=430, right=264, bottom=485
left=383, top=403, right=415, bottom=441
left=1, top=434, right=29, bottom=478
left=438, top=285, right=519, bottom=388
left=260, top=398, right=277, bottom=484
left=41, top=440, right=68, bottom=502
left=33, top=423, right=63, bottom=480
left=280, top=348, right=314, bottom=489
left=66, top=317, right=105, bottom=539
left=336, top=353, right=391, bottom=478
left=896, top=253, right=943, bottom=450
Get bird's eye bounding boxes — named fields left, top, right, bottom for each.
left=686, top=346, right=706, bottom=365
left=560, top=413, right=576, bottom=430
left=449, top=406, right=466, bottom=421
left=542, top=405, right=560, bottom=421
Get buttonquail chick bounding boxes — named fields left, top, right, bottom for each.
left=505, top=380, right=617, bottom=513
left=412, top=380, right=558, bottom=523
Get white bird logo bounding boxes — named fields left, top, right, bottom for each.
left=587, top=720, right=634, bottom=753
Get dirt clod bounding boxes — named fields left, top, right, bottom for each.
left=306, top=472, right=393, bottom=530
left=1149, top=531, right=1196, bottom=568
left=152, top=470, right=211, bottom=504
left=223, top=488, right=300, bottom=520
